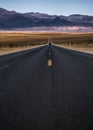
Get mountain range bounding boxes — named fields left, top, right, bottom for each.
left=0, top=8, right=93, bottom=30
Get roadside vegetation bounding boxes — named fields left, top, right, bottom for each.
left=0, top=32, right=93, bottom=54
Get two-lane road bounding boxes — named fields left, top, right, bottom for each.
left=0, top=44, right=93, bottom=130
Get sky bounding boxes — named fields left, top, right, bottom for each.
left=0, top=0, right=93, bottom=16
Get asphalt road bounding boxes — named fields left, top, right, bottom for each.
left=0, top=44, right=93, bottom=130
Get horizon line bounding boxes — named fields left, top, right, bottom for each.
left=0, top=7, right=93, bottom=17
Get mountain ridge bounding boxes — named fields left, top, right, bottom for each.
left=0, top=7, right=93, bottom=29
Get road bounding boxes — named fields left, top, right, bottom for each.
left=0, top=43, right=93, bottom=130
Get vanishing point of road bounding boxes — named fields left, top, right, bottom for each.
left=0, top=40, right=93, bottom=130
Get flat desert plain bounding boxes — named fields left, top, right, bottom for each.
left=0, top=31, right=93, bottom=55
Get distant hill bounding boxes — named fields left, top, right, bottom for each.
left=0, top=8, right=93, bottom=29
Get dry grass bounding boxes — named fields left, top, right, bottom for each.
left=0, top=46, right=41, bottom=55
left=0, top=31, right=93, bottom=55
left=0, top=32, right=48, bottom=47
left=58, top=44, right=93, bottom=54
